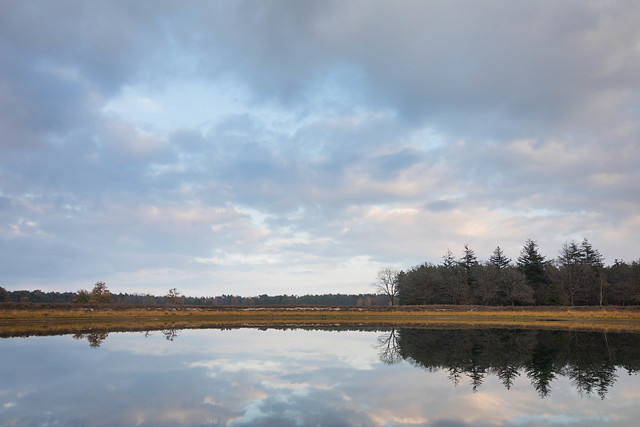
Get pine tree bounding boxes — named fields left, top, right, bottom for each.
left=442, top=249, right=456, bottom=269
left=489, top=246, right=512, bottom=270
left=442, top=249, right=468, bottom=304
left=517, top=239, right=550, bottom=304
left=580, top=238, right=604, bottom=268
left=460, top=244, right=479, bottom=295
left=460, top=244, right=478, bottom=270
left=580, top=238, right=605, bottom=305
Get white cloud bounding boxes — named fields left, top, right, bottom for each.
left=1, top=1, right=639, bottom=295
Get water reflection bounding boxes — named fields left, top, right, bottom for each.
left=162, top=327, right=180, bottom=341
left=377, top=328, right=639, bottom=399
left=376, top=328, right=402, bottom=365
left=62, top=327, right=640, bottom=398
left=71, top=328, right=181, bottom=347
left=2, top=327, right=639, bottom=426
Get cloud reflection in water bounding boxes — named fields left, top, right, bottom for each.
left=0, top=328, right=639, bottom=426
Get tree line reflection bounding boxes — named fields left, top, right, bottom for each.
left=377, top=328, right=640, bottom=398
left=69, top=325, right=640, bottom=399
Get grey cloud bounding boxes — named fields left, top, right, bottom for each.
left=193, top=0, right=339, bottom=104
left=426, top=200, right=457, bottom=212
left=1, top=1, right=639, bottom=293
left=181, top=0, right=640, bottom=138
left=368, top=148, right=423, bottom=181
left=4, top=0, right=637, bottom=151
left=0, top=2, right=155, bottom=151
left=432, top=421, right=471, bottom=427
left=1, top=124, right=170, bottom=201
left=171, top=113, right=430, bottom=215
left=444, top=136, right=640, bottom=222
left=0, top=47, right=95, bottom=149
left=0, top=196, right=10, bottom=210
left=234, top=414, right=299, bottom=427
left=3, top=0, right=639, bottom=137
left=0, top=1, right=176, bottom=93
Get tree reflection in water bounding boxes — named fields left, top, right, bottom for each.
left=71, top=325, right=637, bottom=399
left=375, top=328, right=402, bottom=364
left=72, top=327, right=181, bottom=347
left=161, top=328, right=179, bottom=341
left=72, top=332, right=109, bottom=349
left=377, top=328, right=639, bottom=399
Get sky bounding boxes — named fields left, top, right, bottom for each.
left=1, top=0, right=639, bottom=297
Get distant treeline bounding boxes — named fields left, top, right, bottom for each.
left=0, top=286, right=389, bottom=306
left=396, top=239, right=640, bottom=306
left=4, top=237, right=640, bottom=307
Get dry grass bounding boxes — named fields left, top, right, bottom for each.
left=2, top=305, right=640, bottom=334
left=2, top=305, right=640, bottom=320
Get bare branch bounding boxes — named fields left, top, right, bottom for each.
left=373, top=268, right=400, bottom=306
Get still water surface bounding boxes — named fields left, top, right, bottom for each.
left=1, top=327, right=640, bottom=426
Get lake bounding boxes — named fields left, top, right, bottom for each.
left=1, top=327, right=639, bottom=426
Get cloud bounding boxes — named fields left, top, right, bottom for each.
left=178, top=1, right=640, bottom=137
left=0, top=1, right=639, bottom=295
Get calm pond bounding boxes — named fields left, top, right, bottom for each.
left=1, top=327, right=640, bottom=426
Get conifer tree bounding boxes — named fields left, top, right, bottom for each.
left=517, top=239, right=550, bottom=304
left=489, top=246, right=512, bottom=270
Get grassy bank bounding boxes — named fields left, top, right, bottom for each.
left=2, top=304, right=640, bottom=334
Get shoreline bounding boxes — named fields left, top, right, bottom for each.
left=2, top=304, right=640, bottom=335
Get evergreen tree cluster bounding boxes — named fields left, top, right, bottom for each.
left=397, top=239, right=640, bottom=306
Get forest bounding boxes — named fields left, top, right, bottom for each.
left=0, top=284, right=388, bottom=307
left=392, top=239, right=640, bottom=306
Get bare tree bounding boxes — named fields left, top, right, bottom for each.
left=443, top=264, right=469, bottom=305
left=499, top=267, right=534, bottom=306
left=475, top=265, right=500, bottom=305
left=373, top=268, right=400, bottom=306
left=165, top=287, right=183, bottom=305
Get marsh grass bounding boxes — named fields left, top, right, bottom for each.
left=2, top=305, right=640, bottom=320
left=2, top=305, right=640, bottom=334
